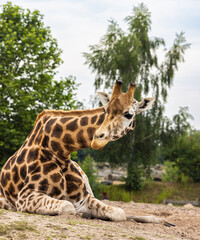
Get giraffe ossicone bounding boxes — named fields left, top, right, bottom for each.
left=0, top=81, right=155, bottom=221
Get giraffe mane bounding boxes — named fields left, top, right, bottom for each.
left=33, top=107, right=104, bottom=126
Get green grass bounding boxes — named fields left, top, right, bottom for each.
left=134, top=237, right=147, bottom=240
left=10, top=221, right=37, bottom=231
left=0, top=223, right=9, bottom=235
left=0, top=220, right=37, bottom=237
left=99, top=181, right=200, bottom=204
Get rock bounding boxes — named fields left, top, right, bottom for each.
left=167, top=203, right=173, bottom=207
left=183, top=203, right=194, bottom=209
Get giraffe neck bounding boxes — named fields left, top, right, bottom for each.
left=30, top=107, right=105, bottom=160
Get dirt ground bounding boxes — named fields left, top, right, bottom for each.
left=0, top=201, right=199, bottom=240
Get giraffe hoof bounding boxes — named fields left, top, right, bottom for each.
left=109, top=207, right=126, bottom=221
left=59, top=202, right=76, bottom=215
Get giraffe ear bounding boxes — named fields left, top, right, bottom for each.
left=97, top=92, right=110, bottom=106
left=136, top=97, right=155, bottom=115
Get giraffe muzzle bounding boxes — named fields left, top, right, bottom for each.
left=91, top=136, right=109, bottom=150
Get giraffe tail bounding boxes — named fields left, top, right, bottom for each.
left=126, top=215, right=176, bottom=227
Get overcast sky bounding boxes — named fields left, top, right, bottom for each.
left=1, top=0, right=200, bottom=129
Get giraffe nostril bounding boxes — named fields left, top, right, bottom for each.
left=99, top=133, right=105, bottom=139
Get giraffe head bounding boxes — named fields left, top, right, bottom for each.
left=91, top=80, right=155, bottom=150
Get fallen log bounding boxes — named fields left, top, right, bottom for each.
left=163, top=198, right=199, bottom=206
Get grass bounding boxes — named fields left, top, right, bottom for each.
left=67, top=220, right=84, bottom=225
left=0, top=220, right=37, bottom=237
left=134, top=237, right=147, bottom=240
left=99, top=181, right=200, bottom=204
left=10, top=220, right=37, bottom=231
left=0, top=224, right=9, bottom=235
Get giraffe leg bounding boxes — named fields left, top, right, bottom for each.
left=0, top=191, right=16, bottom=211
left=16, top=188, right=75, bottom=215
left=76, top=194, right=126, bottom=221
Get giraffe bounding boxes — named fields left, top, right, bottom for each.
left=0, top=80, right=156, bottom=221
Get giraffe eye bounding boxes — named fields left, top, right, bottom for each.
left=123, top=112, right=133, bottom=119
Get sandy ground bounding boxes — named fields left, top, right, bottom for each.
left=0, top=201, right=199, bottom=240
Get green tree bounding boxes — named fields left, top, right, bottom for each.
left=79, top=154, right=100, bottom=197
left=84, top=3, right=190, bottom=190
left=0, top=2, right=79, bottom=164
left=159, top=107, right=193, bottom=162
left=170, top=131, right=200, bottom=182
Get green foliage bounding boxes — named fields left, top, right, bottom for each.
left=79, top=154, right=100, bottom=197
left=171, top=131, right=200, bottom=182
left=100, top=181, right=200, bottom=203
left=99, top=184, right=134, bottom=202
left=126, top=162, right=143, bottom=191
left=0, top=2, right=79, bottom=164
left=162, top=161, right=181, bottom=182
left=84, top=3, right=189, bottom=190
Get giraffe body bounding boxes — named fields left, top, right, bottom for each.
left=0, top=81, right=154, bottom=221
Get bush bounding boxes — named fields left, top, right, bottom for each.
left=162, top=161, right=181, bottom=182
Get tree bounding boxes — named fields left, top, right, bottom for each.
left=79, top=154, right=100, bottom=197
left=84, top=4, right=190, bottom=189
left=0, top=2, right=79, bottom=164
left=170, top=131, right=200, bottom=182
left=159, top=107, right=193, bottom=162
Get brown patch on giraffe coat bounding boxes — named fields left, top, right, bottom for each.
left=42, top=135, right=49, bottom=148
left=43, top=116, right=51, bottom=124
left=65, top=145, right=76, bottom=152
left=8, top=182, right=15, bottom=194
left=96, top=203, right=100, bottom=209
left=28, top=162, right=38, bottom=174
left=12, top=165, right=20, bottom=184
left=69, top=192, right=81, bottom=202
left=49, top=186, right=61, bottom=197
left=66, top=118, right=78, bottom=131
left=50, top=173, right=62, bottom=183
left=31, top=165, right=41, bottom=174
left=17, top=149, right=28, bottom=165
left=43, top=162, right=58, bottom=175
left=31, top=174, right=41, bottom=181
left=87, top=127, right=96, bottom=141
left=60, top=179, right=64, bottom=190
left=41, top=149, right=52, bottom=161
left=83, top=185, right=88, bottom=197
left=60, top=117, right=73, bottom=124
left=51, top=123, right=63, bottom=138
left=45, top=118, right=56, bottom=134
left=80, top=116, right=89, bottom=126
left=96, top=113, right=105, bottom=125
left=20, top=165, right=27, bottom=180
left=76, top=130, right=88, bottom=148
left=70, top=164, right=82, bottom=177
left=35, top=127, right=43, bottom=144
left=27, top=183, right=35, bottom=190
left=62, top=134, right=74, bottom=145
left=10, top=155, right=17, bottom=165
left=28, top=134, right=36, bottom=147
left=51, top=141, right=64, bottom=156
left=65, top=174, right=82, bottom=194
left=28, top=121, right=42, bottom=146
left=27, top=148, right=39, bottom=163
left=91, top=115, right=98, bottom=124
left=17, top=182, right=24, bottom=191
left=1, top=172, right=9, bottom=187
left=39, top=179, right=49, bottom=192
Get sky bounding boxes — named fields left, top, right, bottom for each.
left=1, top=0, right=200, bottom=129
